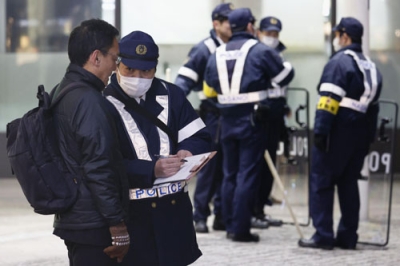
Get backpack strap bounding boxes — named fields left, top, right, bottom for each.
left=49, top=82, right=85, bottom=109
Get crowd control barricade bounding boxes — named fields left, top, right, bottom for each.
left=357, top=100, right=398, bottom=247
left=272, top=87, right=311, bottom=226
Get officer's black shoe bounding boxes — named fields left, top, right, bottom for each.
left=231, top=233, right=260, bottom=243
left=212, top=215, right=226, bottom=231
left=194, top=220, right=209, bottom=233
left=263, top=214, right=283, bottom=227
left=251, top=217, right=269, bottom=229
left=298, top=238, right=334, bottom=250
left=334, top=240, right=356, bottom=250
left=226, top=232, right=234, bottom=239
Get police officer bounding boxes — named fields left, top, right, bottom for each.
left=251, top=16, right=294, bottom=228
left=175, top=2, right=234, bottom=233
left=258, top=16, right=286, bottom=55
left=204, top=8, right=294, bottom=242
left=103, top=31, right=212, bottom=265
left=298, top=17, right=382, bottom=250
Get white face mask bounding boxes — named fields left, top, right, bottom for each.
left=261, top=36, right=279, bottom=49
left=332, top=36, right=342, bottom=52
left=117, top=69, right=153, bottom=98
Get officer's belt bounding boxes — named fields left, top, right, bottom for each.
left=267, top=87, right=286, bottom=98
left=217, top=90, right=267, bottom=104
left=197, top=91, right=206, bottom=100
left=129, top=181, right=186, bottom=200
left=339, top=97, right=368, bottom=113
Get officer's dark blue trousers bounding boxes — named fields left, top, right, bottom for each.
left=310, top=122, right=369, bottom=247
left=193, top=111, right=223, bottom=222
left=255, top=118, right=282, bottom=214
left=220, top=114, right=264, bottom=234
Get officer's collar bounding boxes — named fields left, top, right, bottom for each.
left=334, top=43, right=362, bottom=56
left=230, top=31, right=257, bottom=41
left=276, top=41, right=286, bottom=53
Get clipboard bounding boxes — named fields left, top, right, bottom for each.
left=153, top=151, right=217, bottom=185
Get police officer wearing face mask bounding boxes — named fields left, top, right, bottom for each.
left=204, top=8, right=294, bottom=242
left=103, top=31, right=212, bottom=265
left=258, top=16, right=285, bottom=55
left=175, top=2, right=234, bottom=234
left=251, top=16, right=294, bottom=228
left=298, top=17, right=382, bottom=250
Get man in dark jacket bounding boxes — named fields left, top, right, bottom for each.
left=51, top=19, right=130, bottom=265
left=103, top=30, right=211, bottom=266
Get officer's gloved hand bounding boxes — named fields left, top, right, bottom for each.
left=103, top=221, right=130, bottom=263
left=314, top=133, right=329, bottom=152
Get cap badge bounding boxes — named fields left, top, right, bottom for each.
left=136, top=45, right=147, bottom=55
left=270, top=18, right=278, bottom=25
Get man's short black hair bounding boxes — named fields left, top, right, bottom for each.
left=68, top=19, right=119, bottom=66
left=339, top=31, right=362, bottom=45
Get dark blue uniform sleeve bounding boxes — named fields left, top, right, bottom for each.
left=261, top=48, right=295, bottom=88
left=169, top=85, right=212, bottom=155
left=314, top=58, right=347, bottom=135
left=122, top=159, right=156, bottom=188
left=204, top=54, right=219, bottom=94
left=174, top=44, right=210, bottom=95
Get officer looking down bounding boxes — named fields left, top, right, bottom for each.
left=103, top=30, right=212, bottom=265
left=204, top=8, right=294, bottom=242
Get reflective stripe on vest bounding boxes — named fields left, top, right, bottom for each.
left=106, top=91, right=171, bottom=159
left=267, top=85, right=287, bottom=98
left=341, top=50, right=378, bottom=113
left=204, top=38, right=217, bottom=54
left=106, top=95, right=153, bottom=160
left=215, top=39, right=258, bottom=104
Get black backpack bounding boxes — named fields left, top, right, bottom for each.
left=6, top=83, right=82, bottom=215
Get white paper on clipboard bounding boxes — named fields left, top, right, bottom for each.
left=153, top=151, right=216, bottom=185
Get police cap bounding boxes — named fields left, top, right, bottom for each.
left=211, top=3, right=234, bottom=21
left=228, top=8, right=256, bottom=32
left=332, top=17, right=363, bottom=39
left=259, top=16, right=282, bottom=32
left=118, top=31, right=159, bottom=70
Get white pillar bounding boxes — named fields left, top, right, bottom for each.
left=337, top=0, right=370, bottom=55
left=337, top=0, right=370, bottom=221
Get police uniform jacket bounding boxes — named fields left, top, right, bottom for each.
left=52, top=64, right=129, bottom=245
left=175, top=29, right=221, bottom=97
left=204, top=32, right=294, bottom=118
left=314, top=43, right=382, bottom=142
left=104, top=74, right=211, bottom=266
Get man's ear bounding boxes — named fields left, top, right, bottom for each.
left=89, top=50, right=101, bottom=66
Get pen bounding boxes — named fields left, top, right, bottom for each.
left=154, top=154, right=169, bottom=159
left=154, top=154, right=187, bottom=162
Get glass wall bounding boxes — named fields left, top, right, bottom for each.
left=0, top=0, right=116, bottom=132
left=1, top=0, right=400, bottom=176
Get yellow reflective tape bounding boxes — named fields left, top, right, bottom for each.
left=203, top=81, right=218, bottom=98
left=317, top=96, right=339, bottom=115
